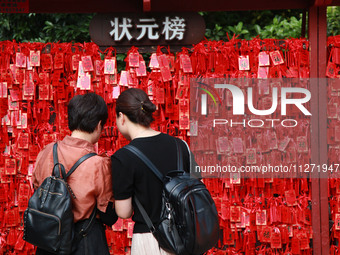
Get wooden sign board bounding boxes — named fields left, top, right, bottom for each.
left=89, top=12, right=205, bottom=52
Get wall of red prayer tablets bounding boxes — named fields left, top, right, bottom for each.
left=327, top=36, right=340, bottom=255
left=0, top=35, right=337, bottom=254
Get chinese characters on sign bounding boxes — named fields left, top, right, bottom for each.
left=89, top=13, right=205, bottom=51
left=109, top=16, right=186, bottom=41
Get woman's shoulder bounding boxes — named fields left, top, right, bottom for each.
left=111, top=133, right=188, bottom=159
left=111, top=147, right=130, bottom=159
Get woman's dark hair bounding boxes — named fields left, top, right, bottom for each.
left=116, top=88, right=156, bottom=127
left=68, top=93, right=108, bottom=133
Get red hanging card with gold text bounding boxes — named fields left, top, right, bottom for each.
left=24, top=71, right=35, bottom=97
left=112, top=218, right=124, bottom=231
left=335, top=214, right=340, bottom=230
left=104, top=58, right=116, bottom=74
left=18, top=132, right=29, bottom=149
left=217, top=137, right=230, bottom=154
left=149, top=53, right=159, bottom=69
left=238, top=55, right=250, bottom=70
left=0, top=82, right=8, bottom=98
left=168, top=55, right=175, bottom=72
left=119, top=71, right=129, bottom=86
left=270, top=50, right=284, bottom=65
left=297, top=136, right=308, bottom=153
left=41, top=54, right=52, bottom=70
left=5, top=158, right=16, bottom=175
left=326, top=62, right=337, bottom=78
left=256, top=210, right=267, bottom=226
left=112, top=85, right=121, bottom=99
left=258, top=66, right=269, bottom=78
left=136, top=61, right=147, bottom=77
left=246, top=148, right=257, bottom=165
left=30, top=51, right=40, bottom=67
left=271, top=228, right=282, bottom=249
left=129, top=53, right=140, bottom=68
left=79, top=73, right=91, bottom=90
left=285, top=190, right=297, bottom=206
left=158, top=54, right=172, bottom=82
left=261, top=226, right=272, bottom=243
left=81, top=56, right=94, bottom=72
left=156, top=87, right=165, bottom=105
left=95, top=60, right=103, bottom=76
left=72, top=54, right=80, bottom=71
left=299, top=232, right=310, bottom=250
left=127, top=222, right=134, bottom=238
left=179, top=99, right=189, bottom=130
left=180, top=54, right=193, bottom=73
left=233, top=137, right=244, bottom=154
left=39, top=84, right=50, bottom=100
left=230, top=205, right=241, bottom=222
left=258, top=52, right=270, bottom=66
left=16, top=53, right=26, bottom=68
left=54, top=53, right=64, bottom=69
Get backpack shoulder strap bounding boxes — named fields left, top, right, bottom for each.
left=174, top=138, right=183, bottom=171
left=134, top=196, right=156, bottom=233
left=180, top=139, right=191, bottom=171
left=52, top=142, right=97, bottom=180
left=66, top=152, right=97, bottom=179
left=53, top=142, right=67, bottom=179
left=53, top=142, right=58, bottom=166
left=75, top=207, right=97, bottom=240
left=124, top=145, right=164, bottom=182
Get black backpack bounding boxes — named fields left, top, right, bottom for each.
left=23, top=143, right=97, bottom=254
left=124, top=139, right=220, bottom=255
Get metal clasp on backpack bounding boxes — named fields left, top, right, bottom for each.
left=79, top=228, right=87, bottom=237
left=166, top=203, right=172, bottom=220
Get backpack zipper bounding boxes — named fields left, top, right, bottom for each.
left=29, top=208, right=61, bottom=235
left=182, top=187, right=206, bottom=201
left=168, top=181, right=203, bottom=200
left=39, top=188, right=63, bottom=197
left=56, top=178, right=77, bottom=199
left=168, top=180, right=195, bottom=196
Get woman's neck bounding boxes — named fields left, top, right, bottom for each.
left=71, top=130, right=95, bottom=144
left=130, top=126, right=160, bottom=140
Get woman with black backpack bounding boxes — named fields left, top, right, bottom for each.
left=111, top=88, right=219, bottom=255
left=111, top=88, right=191, bottom=255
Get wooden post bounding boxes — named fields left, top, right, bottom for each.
left=317, top=6, right=329, bottom=255
left=308, top=5, right=329, bottom=255
left=309, top=6, right=321, bottom=254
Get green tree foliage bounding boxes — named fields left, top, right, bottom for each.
left=202, top=10, right=302, bottom=40
left=327, top=6, right=340, bottom=36
left=0, top=13, right=93, bottom=42
left=254, top=15, right=303, bottom=39
left=202, top=8, right=339, bottom=40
